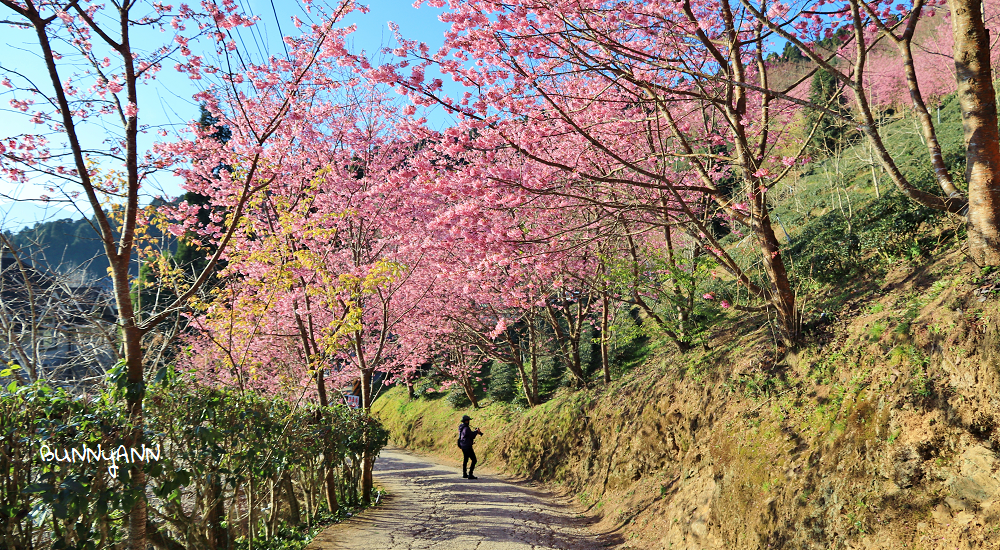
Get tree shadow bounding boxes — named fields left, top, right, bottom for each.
left=361, top=450, right=625, bottom=549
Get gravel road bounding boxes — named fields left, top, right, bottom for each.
left=305, top=448, right=620, bottom=550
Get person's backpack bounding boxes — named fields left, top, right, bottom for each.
left=457, top=424, right=466, bottom=448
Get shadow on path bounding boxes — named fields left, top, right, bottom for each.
left=306, top=448, right=623, bottom=550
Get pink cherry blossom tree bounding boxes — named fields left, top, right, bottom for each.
left=181, top=86, right=466, bottom=505
left=371, top=0, right=824, bottom=343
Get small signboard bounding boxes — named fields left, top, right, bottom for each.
left=345, top=395, right=360, bottom=409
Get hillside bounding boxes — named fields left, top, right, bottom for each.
left=374, top=246, right=1000, bottom=549
left=8, top=2, right=1000, bottom=550
left=2, top=217, right=112, bottom=277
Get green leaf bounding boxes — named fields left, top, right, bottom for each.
left=52, top=496, right=69, bottom=520
left=153, top=365, right=169, bottom=385
left=107, top=359, right=128, bottom=391
left=22, top=482, right=53, bottom=495
left=60, top=477, right=85, bottom=494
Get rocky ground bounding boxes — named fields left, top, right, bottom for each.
left=306, top=448, right=622, bottom=550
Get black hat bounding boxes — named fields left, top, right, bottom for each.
left=461, top=415, right=472, bottom=422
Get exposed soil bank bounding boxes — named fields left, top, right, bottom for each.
left=376, top=253, right=1000, bottom=549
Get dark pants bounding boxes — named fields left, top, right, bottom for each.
left=461, top=447, right=477, bottom=476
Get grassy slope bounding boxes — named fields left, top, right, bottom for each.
left=372, top=389, right=524, bottom=467
left=772, top=91, right=967, bottom=234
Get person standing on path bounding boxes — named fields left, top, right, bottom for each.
left=457, top=414, right=482, bottom=479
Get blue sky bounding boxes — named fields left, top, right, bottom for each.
left=0, top=0, right=455, bottom=231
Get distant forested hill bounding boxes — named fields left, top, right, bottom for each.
left=2, top=212, right=178, bottom=279
left=3, top=217, right=112, bottom=278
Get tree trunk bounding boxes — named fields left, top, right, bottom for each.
left=248, top=477, right=256, bottom=540
left=228, top=483, right=239, bottom=539
left=750, top=185, right=798, bottom=344
left=508, top=329, right=537, bottom=407
left=893, top=3, right=964, bottom=199
left=347, top=456, right=359, bottom=505
left=122, top=324, right=147, bottom=550
left=661, top=203, right=691, bottom=343
left=512, top=357, right=536, bottom=406
left=265, top=478, right=280, bottom=538
left=324, top=464, right=339, bottom=515
left=360, top=453, right=373, bottom=506
left=315, top=366, right=328, bottom=407
left=207, top=474, right=228, bottom=549
left=360, top=368, right=374, bottom=505
left=461, top=376, right=480, bottom=408
left=302, top=470, right=312, bottom=527
left=361, top=366, right=373, bottom=411
left=529, top=320, right=540, bottom=405
left=600, top=289, right=611, bottom=385
left=721, top=44, right=799, bottom=344
left=950, top=0, right=1000, bottom=265
left=284, top=472, right=300, bottom=526
left=544, top=302, right=588, bottom=386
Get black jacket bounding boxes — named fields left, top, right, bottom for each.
left=458, top=423, right=479, bottom=449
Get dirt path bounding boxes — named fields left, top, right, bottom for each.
left=306, top=448, right=621, bottom=550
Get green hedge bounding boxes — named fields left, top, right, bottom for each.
left=0, top=370, right=387, bottom=550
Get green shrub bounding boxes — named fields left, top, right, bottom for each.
left=867, top=321, right=888, bottom=341
left=855, top=190, right=943, bottom=261
left=414, top=376, right=447, bottom=399
left=786, top=209, right=864, bottom=283
left=537, top=354, right=565, bottom=399
left=787, top=189, right=945, bottom=284
left=447, top=387, right=472, bottom=408
left=0, top=372, right=389, bottom=550
left=487, top=361, right=518, bottom=403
